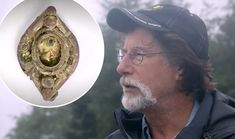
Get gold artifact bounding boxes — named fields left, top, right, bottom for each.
left=17, top=6, right=79, bottom=101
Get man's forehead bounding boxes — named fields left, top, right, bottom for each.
left=124, top=27, right=157, bottom=47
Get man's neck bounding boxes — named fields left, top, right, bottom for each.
left=142, top=93, right=194, bottom=139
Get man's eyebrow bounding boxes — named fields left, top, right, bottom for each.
left=141, top=37, right=157, bottom=45
left=132, top=46, right=157, bottom=52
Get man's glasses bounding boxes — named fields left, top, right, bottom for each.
left=116, top=47, right=164, bottom=65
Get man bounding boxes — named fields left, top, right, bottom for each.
left=106, top=4, right=235, bottom=139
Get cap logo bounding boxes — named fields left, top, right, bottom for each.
left=152, top=5, right=164, bottom=10
left=144, top=4, right=163, bottom=11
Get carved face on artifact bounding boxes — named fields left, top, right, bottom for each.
left=38, top=35, right=61, bottom=67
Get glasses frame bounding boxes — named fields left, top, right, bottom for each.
left=116, top=47, right=164, bottom=65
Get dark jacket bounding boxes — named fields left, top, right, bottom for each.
left=105, top=91, right=235, bottom=139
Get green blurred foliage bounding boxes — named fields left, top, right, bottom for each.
left=209, top=1, right=235, bottom=97
left=7, top=107, right=72, bottom=139
left=6, top=0, right=235, bottom=139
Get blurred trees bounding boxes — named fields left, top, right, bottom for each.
left=6, top=0, right=235, bottom=139
left=209, top=0, right=235, bottom=97
left=7, top=107, right=72, bottom=139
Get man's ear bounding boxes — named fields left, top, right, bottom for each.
left=175, top=67, right=183, bottom=81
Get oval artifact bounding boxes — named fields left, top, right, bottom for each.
left=17, top=6, right=79, bottom=101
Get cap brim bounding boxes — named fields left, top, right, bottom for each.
left=106, top=8, right=168, bottom=33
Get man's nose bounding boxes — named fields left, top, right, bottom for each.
left=116, top=55, right=134, bottom=75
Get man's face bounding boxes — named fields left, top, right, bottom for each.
left=117, top=27, right=179, bottom=112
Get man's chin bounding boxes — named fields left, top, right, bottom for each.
left=121, top=93, right=157, bottom=112
left=121, top=94, right=143, bottom=112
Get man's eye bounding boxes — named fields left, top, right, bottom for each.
left=131, top=49, right=143, bottom=55
left=132, top=51, right=145, bottom=56
left=136, top=52, right=145, bottom=56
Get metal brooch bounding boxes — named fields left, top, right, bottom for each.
left=17, top=6, right=79, bottom=101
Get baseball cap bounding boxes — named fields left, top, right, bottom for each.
left=106, top=4, right=209, bottom=60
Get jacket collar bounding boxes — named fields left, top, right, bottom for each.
left=114, top=109, right=143, bottom=139
left=175, top=92, right=213, bottom=139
